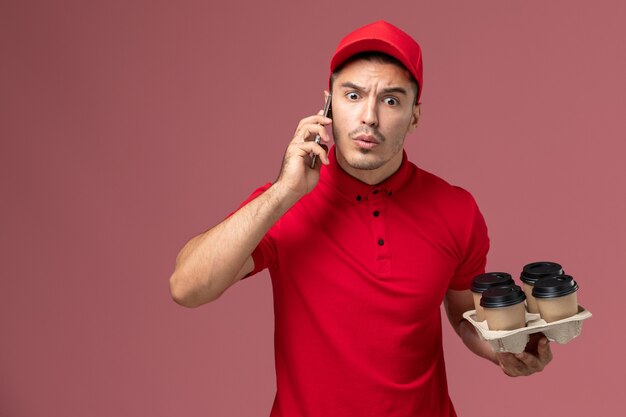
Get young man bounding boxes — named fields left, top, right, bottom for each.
left=170, top=21, right=552, bottom=417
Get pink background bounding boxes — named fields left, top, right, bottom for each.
left=2, top=1, right=625, bottom=416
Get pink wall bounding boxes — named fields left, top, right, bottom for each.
left=2, top=1, right=624, bottom=416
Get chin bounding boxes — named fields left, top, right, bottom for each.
left=344, top=151, right=386, bottom=171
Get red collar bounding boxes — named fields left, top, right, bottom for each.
left=321, top=145, right=414, bottom=202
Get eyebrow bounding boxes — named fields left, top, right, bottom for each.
left=339, top=82, right=409, bottom=96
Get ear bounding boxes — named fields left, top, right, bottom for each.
left=408, top=103, right=421, bottom=132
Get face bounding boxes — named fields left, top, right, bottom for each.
left=330, top=58, right=421, bottom=184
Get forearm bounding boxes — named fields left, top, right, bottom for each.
left=170, top=110, right=331, bottom=307
left=445, top=289, right=499, bottom=365
left=169, top=182, right=299, bottom=307
left=458, top=319, right=498, bottom=365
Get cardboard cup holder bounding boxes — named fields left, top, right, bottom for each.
left=463, top=305, right=592, bottom=354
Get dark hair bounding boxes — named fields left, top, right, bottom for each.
left=330, top=51, right=419, bottom=104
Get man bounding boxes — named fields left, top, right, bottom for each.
left=170, top=21, right=552, bottom=417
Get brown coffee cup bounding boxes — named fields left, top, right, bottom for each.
left=470, top=273, right=515, bottom=321
left=480, top=285, right=527, bottom=330
left=532, top=275, right=579, bottom=322
left=520, top=262, right=564, bottom=314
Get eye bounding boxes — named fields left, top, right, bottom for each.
left=346, top=92, right=360, bottom=101
left=383, top=97, right=399, bottom=106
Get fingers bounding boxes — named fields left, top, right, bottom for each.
left=496, top=352, right=527, bottom=377
left=297, top=114, right=332, bottom=128
left=307, top=142, right=330, bottom=166
left=312, top=144, right=329, bottom=168
left=273, top=111, right=332, bottom=197
left=537, top=336, right=553, bottom=364
left=513, top=352, right=542, bottom=372
left=496, top=336, right=552, bottom=377
left=291, top=113, right=332, bottom=170
left=516, top=336, right=552, bottom=372
left=294, top=124, right=331, bottom=145
left=285, top=139, right=330, bottom=166
left=293, top=116, right=332, bottom=144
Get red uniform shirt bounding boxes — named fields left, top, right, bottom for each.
left=239, top=147, right=489, bottom=417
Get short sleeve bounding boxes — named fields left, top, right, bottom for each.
left=227, top=182, right=278, bottom=279
left=448, top=189, right=490, bottom=290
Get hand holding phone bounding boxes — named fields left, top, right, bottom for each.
left=310, top=94, right=332, bottom=169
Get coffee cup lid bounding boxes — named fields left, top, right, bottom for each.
left=471, top=272, right=514, bottom=293
left=520, top=261, right=564, bottom=285
left=532, top=275, right=579, bottom=298
left=480, top=285, right=526, bottom=308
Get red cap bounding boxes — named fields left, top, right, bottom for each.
left=330, top=21, right=423, bottom=102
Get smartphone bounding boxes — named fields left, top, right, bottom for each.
left=310, top=93, right=332, bottom=168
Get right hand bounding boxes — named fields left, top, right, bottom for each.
left=275, top=111, right=332, bottom=198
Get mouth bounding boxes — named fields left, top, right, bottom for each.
left=353, top=134, right=380, bottom=150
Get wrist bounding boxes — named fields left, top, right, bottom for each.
left=268, top=181, right=303, bottom=210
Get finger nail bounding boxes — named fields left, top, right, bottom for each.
left=515, top=353, right=525, bottom=359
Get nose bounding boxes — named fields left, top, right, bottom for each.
left=360, top=97, right=378, bottom=127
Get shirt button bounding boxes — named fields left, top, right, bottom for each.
left=378, top=239, right=385, bottom=246
left=373, top=190, right=379, bottom=195
left=373, top=210, right=380, bottom=217
left=356, top=195, right=362, bottom=202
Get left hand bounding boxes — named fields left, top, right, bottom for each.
left=496, top=333, right=553, bottom=377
